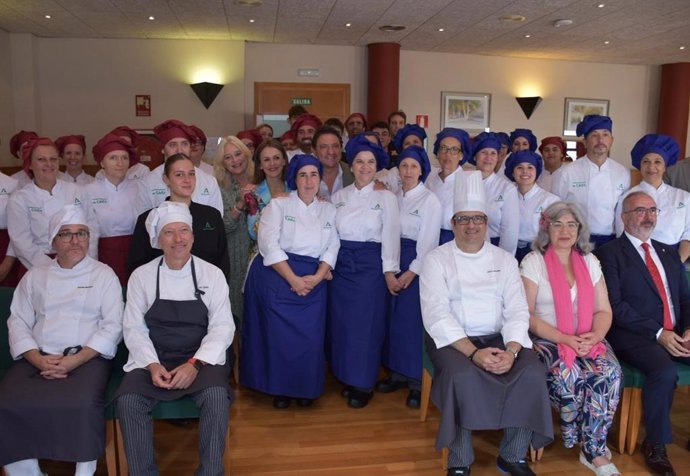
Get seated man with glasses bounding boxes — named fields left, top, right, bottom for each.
left=420, top=171, right=553, bottom=476
left=0, top=205, right=123, bottom=476
left=596, top=190, right=690, bottom=476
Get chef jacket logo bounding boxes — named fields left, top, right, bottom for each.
left=335, top=201, right=345, bottom=208
left=73, top=198, right=81, bottom=205
left=199, top=187, right=210, bottom=196
left=496, top=195, right=504, bottom=202
left=324, top=221, right=332, bottom=229
left=535, top=206, right=543, bottom=213
left=284, top=215, right=296, bottom=222
left=153, top=188, right=167, bottom=196
left=93, top=198, right=108, bottom=205
left=29, top=206, right=43, bottom=213
left=0, top=188, right=8, bottom=196
left=616, top=183, right=625, bottom=191
left=371, top=204, right=382, bottom=211
left=410, top=209, right=420, bottom=216
left=203, top=222, right=215, bottom=231
left=678, top=202, right=685, bottom=209
left=572, top=180, right=587, bottom=188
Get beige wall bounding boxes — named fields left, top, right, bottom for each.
left=1, top=37, right=246, bottom=166
left=0, top=36, right=661, bottom=168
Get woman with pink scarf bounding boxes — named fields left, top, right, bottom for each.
left=520, top=201, right=622, bottom=476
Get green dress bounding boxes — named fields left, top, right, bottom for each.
left=220, top=177, right=255, bottom=329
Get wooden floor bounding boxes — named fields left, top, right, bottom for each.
left=41, top=374, right=690, bottom=475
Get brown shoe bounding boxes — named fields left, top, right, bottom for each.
left=642, top=442, right=675, bottom=476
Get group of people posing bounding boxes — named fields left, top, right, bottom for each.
left=0, top=110, right=688, bottom=476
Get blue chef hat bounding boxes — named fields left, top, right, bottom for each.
left=345, top=133, right=389, bottom=171
left=630, top=133, right=680, bottom=169
left=496, top=132, right=510, bottom=148
left=398, top=144, right=432, bottom=183
left=468, top=132, right=502, bottom=165
left=504, top=150, right=543, bottom=182
left=576, top=114, right=612, bottom=138
left=286, top=154, right=324, bottom=190
left=433, top=127, right=471, bottom=166
left=393, top=124, right=427, bottom=153
left=509, top=128, right=538, bottom=152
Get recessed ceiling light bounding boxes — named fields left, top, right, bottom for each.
left=680, top=46, right=686, bottom=50
left=524, top=34, right=531, bottom=38
left=604, top=40, right=610, bottom=45
left=379, top=25, right=406, bottom=32
left=44, top=14, right=51, bottom=19
left=500, top=15, right=526, bottom=22
left=438, top=28, right=445, bottom=32
left=345, top=22, right=351, bottom=27
left=249, top=19, right=255, bottom=23
left=148, top=16, right=155, bottom=20
left=598, top=3, right=605, bottom=7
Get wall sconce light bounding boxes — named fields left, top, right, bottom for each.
left=190, top=82, right=224, bottom=109
left=515, top=96, right=542, bottom=119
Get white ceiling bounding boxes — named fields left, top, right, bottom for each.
left=0, top=0, right=689, bottom=65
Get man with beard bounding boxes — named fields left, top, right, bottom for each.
left=289, top=113, right=322, bottom=158
left=552, top=115, right=630, bottom=248
left=596, top=191, right=690, bottom=476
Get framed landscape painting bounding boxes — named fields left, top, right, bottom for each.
left=441, top=92, right=491, bottom=132
left=563, top=98, right=610, bottom=132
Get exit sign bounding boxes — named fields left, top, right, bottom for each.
left=291, top=97, right=312, bottom=106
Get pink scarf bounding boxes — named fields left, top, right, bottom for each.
left=544, top=247, right=605, bottom=368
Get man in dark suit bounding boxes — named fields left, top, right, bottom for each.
left=596, top=190, right=690, bottom=476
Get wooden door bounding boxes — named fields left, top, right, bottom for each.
left=254, top=82, right=350, bottom=126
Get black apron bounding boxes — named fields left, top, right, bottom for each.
left=115, top=258, right=231, bottom=402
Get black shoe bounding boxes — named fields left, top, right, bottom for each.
left=272, top=396, right=291, bottom=409
left=347, top=389, right=373, bottom=409
left=296, top=398, right=314, bottom=407
left=341, top=385, right=354, bottom=398
left=406, top=389, right=421, bottom=408
left=496, top=455, right=535, bottom=476
left=375, top=377, right=409, bottom=393
left=447, top=467, right=470, bottom=475
left=643, top=442, right=676, bottom=475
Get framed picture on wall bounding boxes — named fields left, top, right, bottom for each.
left=563, top=98, right=610, bottom=132
left=441, top=92, right=491, bottom=132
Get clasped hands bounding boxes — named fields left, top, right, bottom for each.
left=471, top=347, right=516, bottom=375
left=289, top=272, right=333, bottom=297
left=25, top=349, right=89, bottom=380
left=148, top=362, right=198, bottom=390
left=561, top=332, right=603, bottom=357
left=658, top=329, right=690, bottom=358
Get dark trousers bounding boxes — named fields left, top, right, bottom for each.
left=616, top=344, right=690, bottom=444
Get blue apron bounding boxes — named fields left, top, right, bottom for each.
left=439, top=229, right=454, bottom=245
left=327, top=240, right=387, bottom=389
left=382, top=238, right=422, bottom=381
left=241, top=253, right=327, bottom=399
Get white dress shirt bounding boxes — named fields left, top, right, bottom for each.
left=83, top=177, right=144, bottom=237
left=0, top=172, right=19, bottom=257
left=614, top=181, right=690, bottom=246
left=137, top=163, right=223, bottom=216
left=319, top=164, right=344, bottom=202
left=123, top=256, right=235, bottom=371
left=8, top=256, right=123, bottom=359
left=398, top=182, right=442, bottom=275
left=332, top=182, right=401, bottom=273
left=425, top=166, right=466, bottom=231
left=7, top=180, right=98, bottom=269
left=420, top=241, right=532, bottom=349
left=258, top=191, right=340, bottom=268
left=552, top=156, right=630, bottom=235
left=517, top=184, right=560, bottom=246
left=484, top=172, right=520, bottom=255
left=59, top=171, right=94, bottom=185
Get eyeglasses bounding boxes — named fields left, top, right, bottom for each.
left=549, top=221, right=579, bottom=231
left=624, top=207, right=661, bottom=216
left=55, top=230, right=90, bottom=242
left=438, top=145, right=462, bottom=155
left=453, top=215, right=487, bottom=225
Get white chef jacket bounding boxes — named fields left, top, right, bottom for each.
left=123, top=255, right=235, bottom=371
left=0, top=172, right=19, bottom=257
left=425, top=166, right=466, bottom=231
left=484, top=173, right=520, bottom=255
left=420, top=241, right=532, bottom=350
left=398, top=182, right=442, bottom=275
left=319, top=164, right=345, bottom=202
left=59, top=171, right=95, bottom=185
left=10, top=169, right=31, bottom=189
left=95, top=162, right=151, bottom=181
left=614, top=181, right=690, bottom=246
left=7, top=180, right=98, bottom=269
left=552, top=156, right=630, bottom=235
left=83, top=177, right=144, bottom=237
left=537, top=169, right=557, bottom=193
left=332, top=182, right=401, bottom=274
left=198, top=161, right=214, bottom=176
left=517, top=185, right=560, bottom=245
left=258, top=192, right=340, bottom=268
left=8, top=255, right=123, bottom=359
left=137, top=163, right=223, bottom=216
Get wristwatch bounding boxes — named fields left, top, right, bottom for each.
left=508, top=347, right=520, bottom=360
left=187, top=357, right=206, bottom=371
